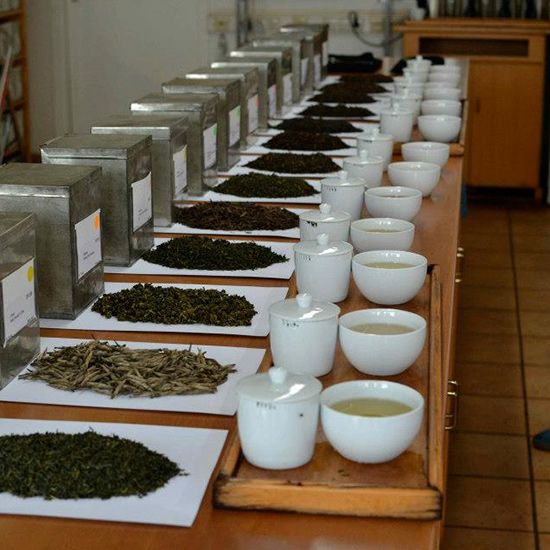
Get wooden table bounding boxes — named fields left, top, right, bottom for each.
left=0, top=152, right=462, bottom=548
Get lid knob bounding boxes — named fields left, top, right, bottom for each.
left=416, top=55, right=422, bottom=61
left=316, top=233, right=330, bottom=247
left=268, top=366, right=288, bottom=386
left=319, top=203, right=331, bottom=214
left=339, top=170, right=348, bottom=182
left=296, top=293, right=313, bottom=309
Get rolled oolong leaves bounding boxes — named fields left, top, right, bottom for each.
left=311, top=89, right=376, bottom=104
left=92, top=283, right=257, bottom=326
left=0, top=431, right=182, bottom=500
left=175, top=202, right=299, bottom=231
left=214, top=173, right=318, bottom=199
left=320, top=81, right=387, bottom=94
left=272, top=117, right=361, bottom=134
left=21, top=340, right=237, bottom=398
left=246, top=153, right=340, bottom=174
left=263, top=131, right=350, bottom=152
left=299, top=104, right=375, bottom=119
left=143, top=235, right=289, bottom=270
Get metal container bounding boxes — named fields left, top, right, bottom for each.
left=211, top=57, right=277, bottom=129
left=0, top=163, right=104, bottom=319
left=90, top=114, right=188, bottom=227
left=186, top=66, right=259, bottom=143
left=161, top=77, right=240, bottom=171
left=131, top=92, right=219, bottom=195
left=281, top=23, right=329, bottom=81
left=0, top=212, right=40, bottom=388
left=230, top=45, right=293, bottom=112
left=41, top=134, right=154, bottom=267
left=252, top=35, right=304, bottom=103
left=279, top=28, right=320, bottom=91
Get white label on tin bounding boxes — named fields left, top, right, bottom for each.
left=248, top=94, right=259, bottom=133
left=229, top=106, right=241, bottom=146
left=268, top=84, right=277, bottom=117
left=314, top=54, right=321, bottom=85
left=283, top=73, right=292, bottom=104
left=173, top=145, right=187, bottom=197
left=132, top=172, right=153, bottom=232
left=75, top=209, right=102, bottom=280
left=322, top=42, right=329, bottom=66
left=300, top=58, right=308, bottom=86
left=1, top=259, right=36, bottom=346
left=203, top=123, right=217, bottom=169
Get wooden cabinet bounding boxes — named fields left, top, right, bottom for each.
left=397, top=19, right=550, bottom=195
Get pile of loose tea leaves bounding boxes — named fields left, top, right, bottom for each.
left=340, top=74, right=393, bottom=83
left=264, top=131, right=350, bottom=152
left=143, top=235, right=288, bottom=270
left=299, top=104, right=375, bottom=118
left=320, top=81, right=387, bottom=94
left=0, top=431, right=182, bottom=500
left=92, top=283, right=257, bottom=326
left=311, top=89, right=376, bottom=104
left=21, top=340, right=236, bottom=397
left=271, top=117, right=361, bottom=134
left=176, top=202, right=298, bottom=231
left=214, top=174, right=318, bottom=198
left=246, top=153, right=340, bottom=174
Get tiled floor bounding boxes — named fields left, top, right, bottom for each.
left=442, top=204, right=550, bottom=550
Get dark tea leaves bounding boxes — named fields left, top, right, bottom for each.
left=339, top=74, right=393, bottom=83
left=272, top=117, right=361, bottom=134
left=320, top=82, right=387, bottom=94
left=299, top=104, right=375, bottom=118
left=143, top=235, right=288, bottom=270
left=312, top=89, right=376, bottom=104
left=246, top=152, right=340, bottom=174
left=214, top=173, right=318, bottom=198
left=92, top=283, right=257, bottom=326
left=264, top=131, right=350, bottom=152
left=175, top=202, right=298, bottom=231
left=0, top=431, right=182, bottom=500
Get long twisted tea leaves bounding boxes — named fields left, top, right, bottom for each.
left=246, top=153, right=340, bottom=174
left=320, top=82, right=387, bottom=94
left=214, top=174, right=318, bottom=199
left=143, top=236, right=288, bottom=270
left=272, top=118, right=361, bottom=134
left=0, top=431, right=182, bottom=499
left=299, top=104, right=375, bottom=118
left=175, top=202, right=298, bottom=231
left=264, top=131, right=350, bottom=152
left=92, top=284, right=257, bottom=326
left=312, top=89, right=376, bottom=104
left=340, top=74, right=393, bottom=83
left=21, top=341, right=236, bottom=398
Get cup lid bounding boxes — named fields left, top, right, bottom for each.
left=294, top=233, right=353, bottom=257
left=344, top=149, right=384, bottom=166
left=299, top=203, right=351, bottom=223
left=269, top=292, right=340, bottom=322
left=357, top=128, right=393, bottom=143
left=237, top=366, right=323, bottom=404
left=320, top=170, right=365, bottom=188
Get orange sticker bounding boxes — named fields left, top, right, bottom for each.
left=94, top=213, right=99, bottom=229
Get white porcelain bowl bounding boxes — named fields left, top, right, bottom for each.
left=427, top=72, right=461, bottom=87
left=422, top=81, right=448, bottom=89
left=418, top=115, right=461, bottom=143
left=421, top=99, right=461, bottom=117
left=364, top=186, right=423, bottom=222
left=430, top=64, right=461, bottom=73
left=388, top=161, right=441, bottom=197
left=401, top=142, right=450, bottom=167
left=402, top=68, right=429, bottom=82
left=423, top=87, right=461, bottom=101
left=406, top=58, right=431, bottom=71
left=394, top=82, right=425, bottom=95
left=321, top=380, right=425, bottom=463
left=338, top=309, right=426, bottom=375
left=350, top=218, right=415, bottom=252
left=352, top=250, right=428, bottom=305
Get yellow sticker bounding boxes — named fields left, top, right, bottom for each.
left=27, top=265, right=33, bottom=282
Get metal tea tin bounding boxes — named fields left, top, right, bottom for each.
left=281, top=23, right=329, bottom=81
left=0, top=163, right=104, bottom=319
left=161, top=77, right=240, bottom=171
left=186, top=66, right=260, bottom=144
left=278, top=28, right=319, bottom=92
left=131, top=92, right=219, bottom=195
left=91, top=114, right=188, bottom=227
left=211, top=57, right=277, bottom=129
left=41, top=134, right=154, bottom=267
left=0, top=212, right=40, bottom=388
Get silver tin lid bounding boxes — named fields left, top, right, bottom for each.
left=131, top=92, right=218, bottom=113
left=90, top=114, right=188, bottom=140
left=0, top=211, right=34, bottom=242
left=162, top=77, right=240, bottom=94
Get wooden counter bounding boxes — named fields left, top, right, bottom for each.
left=0, top=153, right=462, bottom=549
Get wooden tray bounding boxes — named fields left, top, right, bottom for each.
left=214, top=265, right=444, bottom=519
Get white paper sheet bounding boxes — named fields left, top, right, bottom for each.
left=241, top=135, right=358, bottom=157
left=0, top=337, right=265, bottom=416
left=0, top=418, right=227, bottom=527
left=40, top=282, right=288, bottom=337
left=176, top=178, right=321, bottom=205
left=104, top=238, right=296, bottom=279
left=155, top=206, right=306, bottom=239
